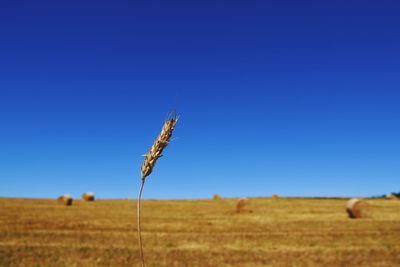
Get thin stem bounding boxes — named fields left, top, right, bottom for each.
left=137, top=179, right=146, bottom=267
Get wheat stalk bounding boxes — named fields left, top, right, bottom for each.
left=137, top=112, right=178, bottom=267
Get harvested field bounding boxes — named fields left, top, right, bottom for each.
left=1, top=198, right=400, bottom=267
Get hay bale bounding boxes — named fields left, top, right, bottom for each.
left=346, top=198, right=367, bottom=219
left=213, top=194, right=222, bottom=200
left=271, top=194, right=279, bottom=199
left=82, top=192, right=95, bottom=201
left=386, top=194, right=398, bottom=200
left=57, top=194, right=73, bottom=206
left=236, top=197, right=250, bottom=213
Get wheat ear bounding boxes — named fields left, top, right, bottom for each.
left=137, top=112, right=178, bottom=267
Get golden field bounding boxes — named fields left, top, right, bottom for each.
left=1, top=197, right=400, bottom=267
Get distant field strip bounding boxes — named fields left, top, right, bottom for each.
left=0, top=198, right=400, bottom=266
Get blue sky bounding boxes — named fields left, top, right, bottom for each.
left=1, top=0, right=399, bottom=199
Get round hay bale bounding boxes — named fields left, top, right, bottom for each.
left=346, top=198, right=368, bottom=219
left=82, top=192, right=95, bottom=201
left=57, top=194, right=73, bottom=206
left=236, top=197, right=249, bottom=213
left=213, top=194, right=222, bottom=200
left=271, top=194, right=279, bottom=199
left=386, top=194, right=398, bottom=200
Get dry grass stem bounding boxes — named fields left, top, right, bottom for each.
left=137, top=112, right=178, bottom=267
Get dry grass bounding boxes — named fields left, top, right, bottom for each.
left=57, top=195, right=73, bottom=206
left=272, top=194, right=279, bottom=200
left=386, top=194, right=398, bottom=200
left=236, top=197, right=250, bottom=213
left=137, top=112, right=178, bottom=266
left=82, top=192, right=95, bottom=202
left=140, top=113, right=178, bottom=181
left=213, top=194, right=222, bottom=200
left=346, top=198, right=368, bottom=219
left=1, top=197, right=400, bottom=267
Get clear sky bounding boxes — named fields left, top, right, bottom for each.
left=1, top=0, right=399, bottom=199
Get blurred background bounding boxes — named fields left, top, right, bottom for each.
left=1, top=0, right=399, bottom=199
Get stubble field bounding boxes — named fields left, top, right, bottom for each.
left=1, top=197, right=400, bottom=267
